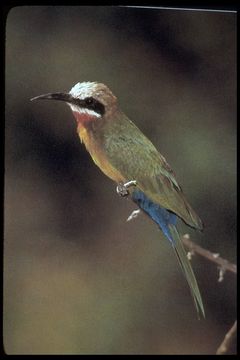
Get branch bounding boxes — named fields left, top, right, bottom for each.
left=181, top=234, right=236, bottom=355
left=216, top=321, right=237, bottom=355
left=182, top=234, right=237, bottom=277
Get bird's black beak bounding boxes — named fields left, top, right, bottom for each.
left=30, top=92, right=75, bottom=103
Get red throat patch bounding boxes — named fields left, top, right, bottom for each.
left=73, top=111, right=97, bottom=126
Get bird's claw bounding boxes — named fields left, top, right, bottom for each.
left=116, top=180, right=137, bottom=197
left=127, top=209, right=141, bottom=222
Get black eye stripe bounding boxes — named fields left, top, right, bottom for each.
left=85, top=97, right=93, bottom=105
left=73, top=97, right=105, bottom=116
left=84, top=97, right=105, bottom=116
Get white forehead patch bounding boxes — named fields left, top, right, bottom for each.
left=68, top=103, right=101, bottom=118
left=69, top=82, right=99, bottom=100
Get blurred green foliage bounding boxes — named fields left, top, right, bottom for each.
left=4, top=6, right=236, bottom=354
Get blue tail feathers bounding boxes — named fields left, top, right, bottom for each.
left=132, top=189, right=177, bottom=244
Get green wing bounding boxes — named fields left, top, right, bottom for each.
left=103, top=112, right=203, bottom=230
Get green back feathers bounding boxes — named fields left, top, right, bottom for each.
left=102, top=111, right=203, bottom=230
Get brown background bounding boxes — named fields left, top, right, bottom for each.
left=5, top=6, right=236, bottom=354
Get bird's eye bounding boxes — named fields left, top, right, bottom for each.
left=83, top=97, right=105, bottom=116
left=85, top=97, right=94, bottom=105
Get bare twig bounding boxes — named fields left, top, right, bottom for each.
left=127, top=209, right=141, bottom=222
left=216, top=321, right=237, bottom=355
left=182, top=234, right=237, bottom=275
left=182, top=235, right=236, bottom=355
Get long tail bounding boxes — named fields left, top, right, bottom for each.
left=169, top=224, right=205, bottom=318
left=131, top=189, right=205, bottom=318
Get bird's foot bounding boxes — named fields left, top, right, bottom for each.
left=116, top=180, right=137, bottom=197
left=126, top=209, right=141, bottom=222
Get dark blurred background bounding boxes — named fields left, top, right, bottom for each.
left=4, top=6, right=236, bottom=355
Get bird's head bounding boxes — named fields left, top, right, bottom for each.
left=31, top=82, right=118, bottom=125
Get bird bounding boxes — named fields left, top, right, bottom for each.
left=31, top=81, right=205, bottom=317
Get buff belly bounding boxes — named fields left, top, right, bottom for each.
left=77, top=124, right=124, bottom=183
